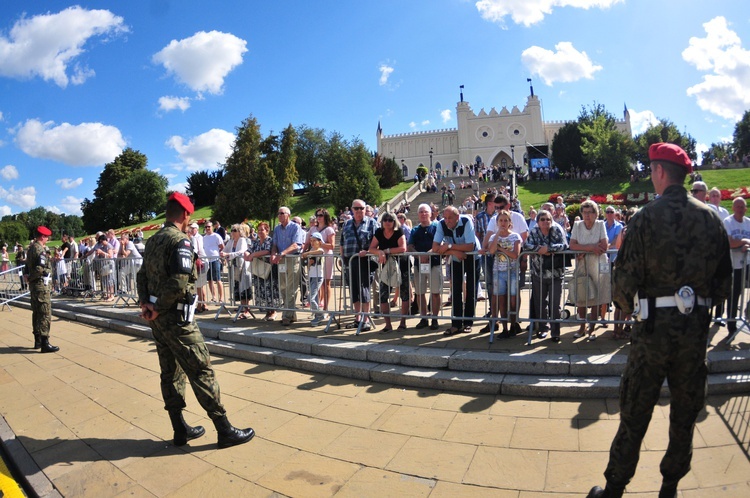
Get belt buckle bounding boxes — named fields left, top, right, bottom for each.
left=675, top=286, right=695, bottom=315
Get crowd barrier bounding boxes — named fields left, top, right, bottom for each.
left=0, top=265, right=29, bottom=310
left=48, top=248, right=750, bottom=346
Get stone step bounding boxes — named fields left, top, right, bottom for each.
left=17, top=299, right=750, bottom=398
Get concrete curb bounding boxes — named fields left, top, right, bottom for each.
left=13, top=299, right=750, bottom=398
left=0, top=416, right=63, bottom=498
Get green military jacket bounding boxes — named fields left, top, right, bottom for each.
left=613, top=184, right=733, bottom=314
left=26, top=241, right=51, bottom=284
left=136, top=222, right=197, bottom=314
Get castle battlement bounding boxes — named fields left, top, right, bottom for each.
left=383, top=128, right=458, bottom=139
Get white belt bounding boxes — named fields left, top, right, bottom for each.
left=149, top=295, right=185, bottom=310
left=654, top=295, right=711, bottom=308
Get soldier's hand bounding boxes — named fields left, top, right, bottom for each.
left=140, top=303, right=159, bottom=321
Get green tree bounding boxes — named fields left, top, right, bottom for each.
left=186, top=169, right=224, bottom=207
left=373, top=154, right=402, bottom=188
left=579, top=103, right=633, bottom=177
left=733, top=110, right=750, bottom=159
left=111, top=169, right=169, bottom=223
left=329, top=140, right=381, bottom=212
left=632, top=118, right=696, bottom=167
left=81, top=148, right=149, bottom=232
left=550, top=122, right=588, bottom=174
left=213, top=116, right=263, bottom=225
left=0, top=221, right=29, bottom=248
left=26, top=207, right=48, bottom=235
left=295, top=125, right=327, bottom=187
left=323, top=132, right=349, bottom=184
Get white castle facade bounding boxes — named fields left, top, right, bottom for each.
left=376, top=90, right=632, bottom=178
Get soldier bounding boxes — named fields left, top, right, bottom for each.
left=588, top=143, right=732, bottom=498
left=27, top=226, right=59, bottom=353
left=137, top=192, right=254, bottom=449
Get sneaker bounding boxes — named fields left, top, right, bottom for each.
left=310, top=317, right=322, bottom=326
left=415, top=319, right=429, bottom=329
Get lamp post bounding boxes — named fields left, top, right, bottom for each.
left=429, top=148, right=433, bottom=172
left=510, top=145, right=516, bottom=199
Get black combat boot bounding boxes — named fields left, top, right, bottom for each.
left=168, top=410, right=206, bottom=446
left=213, top=415, right=255, bottom=449
left=33, top=333, right=41, bottom=349
left=40, top=336, right=59, bottom=353
left=658, top=483, right=677, bottom=498
left=587, top=484, right=624, bottom=498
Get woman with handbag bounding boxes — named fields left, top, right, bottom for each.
left=244, top=222, right=279, bottom=320
left=569, top=200, right=611, bottom=340
left=221, top=224, right=251, bottom=319
left=368, top=212, right=408, bottom=333
left=524, top=209, right=568, bottom=342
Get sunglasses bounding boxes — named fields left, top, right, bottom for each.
left=691, top=189, right=704, bottom=194
left=606, top=210, right=615, bottom=214
left=382, top=218, right=395, bottom=222
left=231, top=229, right=238, bottom=232
left=352, top=206, right=365, bottom=211
left=538, top=218, right=551, bottom=221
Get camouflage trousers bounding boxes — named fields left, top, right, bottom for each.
left=604, top=307, right=710, bottom=489
left=30, top=282, right=51, bottom=337
left=150, top=310, right=226, bottom=420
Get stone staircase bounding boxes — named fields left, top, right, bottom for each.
left=400, top=179, right=510, bottom=226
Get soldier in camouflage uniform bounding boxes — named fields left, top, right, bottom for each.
left=27, top=226, right=59, bottom=353
left=137, top=192, right=255, bottom=449
left=588, top=143, right=732, bottom=498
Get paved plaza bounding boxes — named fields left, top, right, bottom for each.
left=1, top=306, right=749, bottom=497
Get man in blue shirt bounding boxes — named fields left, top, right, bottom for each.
left=271, top=207, right=302, bottom=325
left=432, top=206, right=481, bottom=335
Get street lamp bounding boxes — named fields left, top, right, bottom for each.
left=429, top=148, right=433, bottom=171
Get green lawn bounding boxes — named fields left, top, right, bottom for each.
left=516, top=167, right=750, bottom=212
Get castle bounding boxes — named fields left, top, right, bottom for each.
left=377, top=88, right=632, bottom=178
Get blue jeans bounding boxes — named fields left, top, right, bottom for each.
left=309, top=276, right=324, bottom=317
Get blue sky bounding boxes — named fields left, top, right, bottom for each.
left=1, top=0, right=748, bottom=218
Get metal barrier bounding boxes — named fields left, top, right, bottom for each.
left=0, top=265, right=30, bottom=310
left=48, top=247, right=750, bottom=346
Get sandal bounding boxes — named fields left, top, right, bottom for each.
left=397, top=323, right=407, bottom=330
left=379, top=326, right=393, bottom=334
left=347, top=321, right=362, bottom=329
left=574, top=325, right=586, bottom=338
left=443, top=327, right=460, bottom=336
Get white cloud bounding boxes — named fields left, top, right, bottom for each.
left=0, top=206, right=11, bottom=217
left=421, top=120, right=430, bottom=126
left=441, top=109, right=452, bottom=123
left=169, top=181, right=189, bottom=194
left=409, top=121, right=417, bottom=129
left=166, top=128, right=235, bottom=171
left=476, top=0, right=622, bottom=28
left=153, top=31, right=247, bottom=95
left=55, top=177, right=83, bottom=190
left=158, top=96, right=191, bottom=113
left=682, top=16, right=750, bottom=121
left=379, top=64, right=394, bottom=86
left=15, top=119, right=125, bottom=166
left=46, top=205, right=62, bottom=215
left=59, top=195, right=83, bottom=215
left=0, top=185, right=36, bottom=209
left=1, top=165, right=19, bottom=181
left=0, top=111, right=3, bottom=121
left=521, top=41, right=602, bottom=85
left=628, top=109, right=658, bottom=135
left=0, top=6, right=127, bottom=87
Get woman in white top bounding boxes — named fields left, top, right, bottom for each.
left=220, top=223, right=252, bottom=318
left=569, top=199, right=611, bottom=340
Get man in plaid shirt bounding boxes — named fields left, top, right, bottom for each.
left=339, top=199, right=379, bottom=331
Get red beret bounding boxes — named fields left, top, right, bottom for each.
left=169, top=192, right=194, bottom=214
left=648, top=142, right=692, bottom=173
left=37, top=226, right=52, bottom=236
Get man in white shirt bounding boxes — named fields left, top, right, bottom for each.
left=202, top=221, right=225, bottom=304
left=189, top=222, right=208, bottom=311
left=708, top=187, right=729, bottom=218
left=723, top=197, right=750, bottom=341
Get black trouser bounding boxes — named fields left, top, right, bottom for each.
left=450, top=256, right=480, bottom=329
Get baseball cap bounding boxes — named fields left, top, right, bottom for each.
left=311, top=232, right=324, bottom=241
left=189, top=222, right=199, bottom=228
